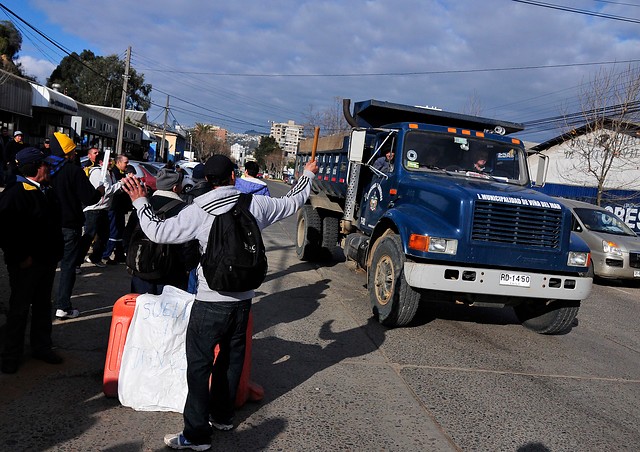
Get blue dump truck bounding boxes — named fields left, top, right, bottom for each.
left=293, top=99, right=593, bottom=334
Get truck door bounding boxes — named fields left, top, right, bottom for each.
left=360, top=133, right=397, bottom=233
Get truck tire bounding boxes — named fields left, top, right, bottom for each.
left=514, top=300, right=580, bottom=334
left=368, top=233, right=420, bottom=327
left=296, top=205, right=322, bottom=261
left=321, top=215, right=340, bottom=250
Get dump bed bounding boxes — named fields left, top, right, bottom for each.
left=351, top=99, right=524, bottom=135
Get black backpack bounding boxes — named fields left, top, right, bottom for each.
left=126, top=199, right=183, bottom=280
left=201, top=193, right=268, bottom=292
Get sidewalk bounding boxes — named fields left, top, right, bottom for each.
left=0, top=184, right=458, bottom=450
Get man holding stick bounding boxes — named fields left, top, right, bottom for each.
left=121, top=155, right=318, bottom=451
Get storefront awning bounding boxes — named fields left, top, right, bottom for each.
left=30, top=83, right=78, bottom=114
left=142, top=129, right=157, bottom=141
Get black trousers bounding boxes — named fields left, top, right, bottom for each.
left=2, top=260, right=56, bottom=361
left=182, top=299, right=251, bottom=444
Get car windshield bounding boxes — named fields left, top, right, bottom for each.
left=139, top=162, right=158, bottom=175
left=574, top=207, right=637, bottom=236
left=402, top=130, right=529, bottom=185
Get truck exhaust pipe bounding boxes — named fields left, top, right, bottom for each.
left=343, top=98, right=358, bottom=127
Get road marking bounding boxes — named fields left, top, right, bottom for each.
left=394, top=363, right=640, bottom=383
left=609, top=286, right=639, bottom=297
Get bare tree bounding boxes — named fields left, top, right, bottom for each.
left=302, top=96, right=351, bottom=137
left=463, top=90, right=484, bottom=117
left=559, top=65, right=640, bottom=206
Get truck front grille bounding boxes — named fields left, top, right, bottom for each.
left=472, top=200, right=562, bottom=249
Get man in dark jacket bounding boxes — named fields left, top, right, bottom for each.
left=3, top=130, right=26, bottom=186
left=128, top=168, right=198, bottom=294
left=48, top=132, right=103, bottom=319
left=0, top=147, right=64, bottom=374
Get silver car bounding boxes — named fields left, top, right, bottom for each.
left=559, top=198, right=640, bottom=280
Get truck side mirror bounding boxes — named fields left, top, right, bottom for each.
left=348, top=129, right=366, bottom=162
left=529, top=152, right=549, bottom=187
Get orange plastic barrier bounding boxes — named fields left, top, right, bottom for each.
left=102, top=293, right=264, bottom=407
left=225, top=313, right=264, bottom=407
left=103, top=293, right=138, bottom=397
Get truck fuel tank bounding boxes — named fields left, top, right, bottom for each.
left=344, top=233, right=370, bottom=269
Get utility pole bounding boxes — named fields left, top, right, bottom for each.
left=115, top=46, right=131, bottom=155
left=159, top=95, right=169, bottom=162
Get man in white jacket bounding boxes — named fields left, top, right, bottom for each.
left=122, top=154, right=318, bottom=451
left=77, top=152, right=123, bottom=268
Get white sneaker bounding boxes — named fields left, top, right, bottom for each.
left=84, top=256, right=106, bottom=268
left=56, top=308, right=80, bottom=319
left=163, top=432, right=211, bottom=450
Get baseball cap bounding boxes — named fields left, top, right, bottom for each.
left=204, top=155, right=234, bottom=179
left=192, top=163, right=205, bottom=180
left=15, top=147, right=57, bottom=166
left=14, top=130, right=23, bottom=137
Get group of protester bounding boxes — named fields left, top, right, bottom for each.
left=0, top=131, right=318, bottom=451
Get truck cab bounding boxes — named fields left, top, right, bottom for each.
left=294, top=100, right=592, bottom=334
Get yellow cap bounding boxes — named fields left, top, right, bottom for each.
left=54, top=132, right=76, bottom=154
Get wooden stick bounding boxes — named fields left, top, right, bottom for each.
left=311, top=126, right=320, bottom=162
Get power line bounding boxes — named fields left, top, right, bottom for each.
left=512, top=0, right=640, bottom=23
left=136, top=58, right=640, bottom=78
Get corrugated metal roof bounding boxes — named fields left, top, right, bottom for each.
left=0, top=69, right=32, bottom=117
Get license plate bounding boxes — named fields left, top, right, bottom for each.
left=499, top=272, right=531, bottom=287
left=634, top=270, right=640, bottom=278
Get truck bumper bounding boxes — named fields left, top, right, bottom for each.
left=403, top=262, right=593, bottom=300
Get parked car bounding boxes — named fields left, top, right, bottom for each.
left=558, top=197, right=640, bottom=280
left=128, top=160, right=158, bottom=191
left=179, top=166, right=196, bottom=193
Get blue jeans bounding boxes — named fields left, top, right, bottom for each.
left=77, top=210, right=109, bottom=265
left=182, top=299, right=251, bottom=444
left=102, top=210, right=126, bottom=261
left=56, top=227, right=81, bottom=311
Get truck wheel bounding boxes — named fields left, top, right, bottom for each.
left=368, top=233, right=420, bottom=327
left=296, top=205, right=322, bottom=261
left=321, top=215, right=340, bottom=250
left=514, top=300, right=580, bottom=334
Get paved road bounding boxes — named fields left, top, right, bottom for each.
left=0, top=180, right=638, bottom=451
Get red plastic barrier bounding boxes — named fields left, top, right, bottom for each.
left=103, top=293, right=264, bottom=407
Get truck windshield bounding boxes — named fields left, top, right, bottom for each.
left=402, top=130, right=529, bottom=185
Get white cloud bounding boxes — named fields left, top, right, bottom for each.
left=12, top=0, right=640, bottom=140
left=15, top=55, right=56, bottom=85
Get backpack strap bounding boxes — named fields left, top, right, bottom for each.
left=236, top=193, right=253, bottom=211
left=155, top=198, right=183, bottom=216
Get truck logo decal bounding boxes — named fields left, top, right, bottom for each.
left=476, top=193, right=562, bottom=209
left=366, top=183, right=383, bottom=211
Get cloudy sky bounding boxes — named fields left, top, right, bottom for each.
left=2, top=0, right=640, bottom=142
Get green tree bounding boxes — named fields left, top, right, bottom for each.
left=0, top=20, right=26, bottom=77
left=190, top=123, right=230, bottom=161
left=253, top=136, right=282, bottom=169
left=47, top=50, right=151, bottom=110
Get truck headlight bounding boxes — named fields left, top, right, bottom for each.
left=408, top=234, right=457, bottom=255
left=602, top=240, right=623, bottom=256
left=567, top=251, right=589, bottom=267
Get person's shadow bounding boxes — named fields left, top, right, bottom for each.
left=207, top=278, right=387, bottom=450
